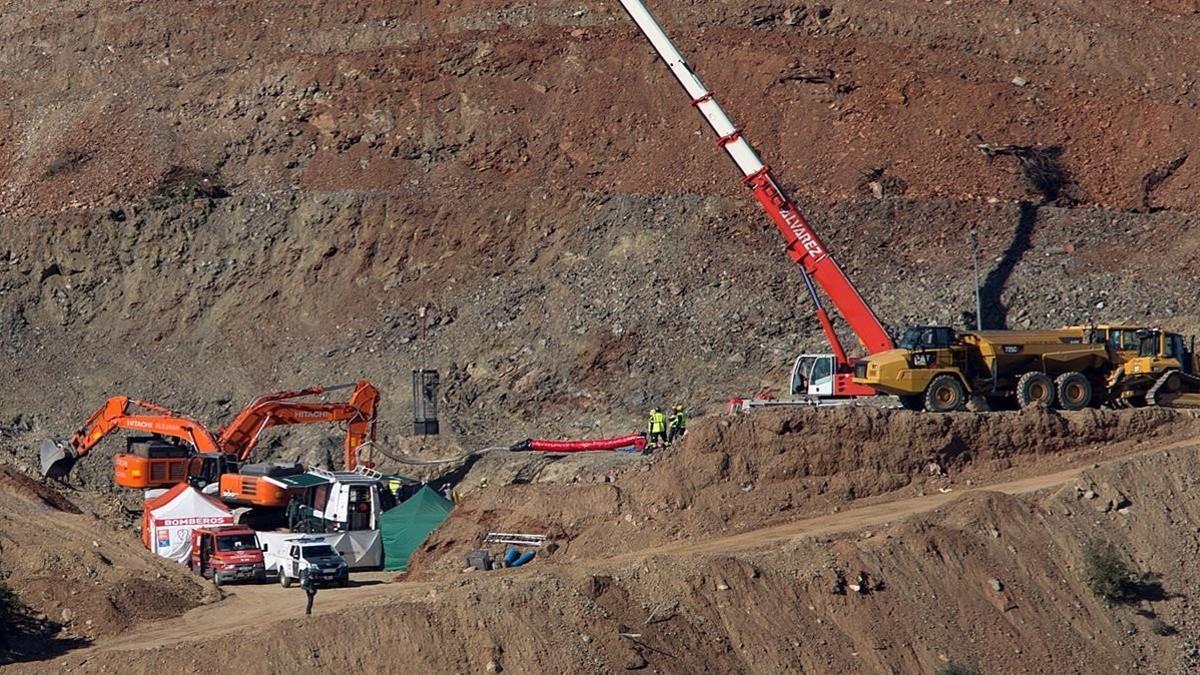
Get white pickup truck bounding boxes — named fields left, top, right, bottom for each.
left=264, top=536, right=350, bottom=588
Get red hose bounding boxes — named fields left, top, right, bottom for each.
left=516, top=434, right=647, bottom=453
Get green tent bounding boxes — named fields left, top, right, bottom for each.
left=380, top=486, right=453, bottom=571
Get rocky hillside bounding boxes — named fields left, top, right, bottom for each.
left=2, top=0, right=1199, bottom=463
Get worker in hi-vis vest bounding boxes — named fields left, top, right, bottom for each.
left=668, top=405, right=687, bottom=443
left=647, top=407, right=668, bottom=452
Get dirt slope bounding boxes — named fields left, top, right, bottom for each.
left=413, top=406, right=1196, bottom=571
left=14, top=430, right=1200, bottom=674
left=0, top=465, right=215, bottom=663
left=4, top=1, right=1200, bottom=213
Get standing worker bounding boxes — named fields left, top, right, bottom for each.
left=300, top=569, right=317, bottom=616
left=647, top=406, right=668, bottom=452
left=668, top=404, right=687, bottom=443
left=286, top=496, right=303, bottom=531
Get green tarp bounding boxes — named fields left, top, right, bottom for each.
left=380, top=486, right=453, bottom=571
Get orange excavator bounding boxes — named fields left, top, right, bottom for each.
left=40, top=381, right=380, bottom=508
left=214, top=381, right=379, bottom=507
left=41, top=397, right=223, bottom=485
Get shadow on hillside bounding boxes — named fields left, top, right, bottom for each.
left=1, top=612, right=91, bottom=665
left=979, top=201, right=1038, bottom=329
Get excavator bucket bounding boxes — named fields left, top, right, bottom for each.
left=40, top=439, right=77, bottom=479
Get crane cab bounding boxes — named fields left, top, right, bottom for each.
left=790, top=354, right=835, bottom=397
left=790, top=354, right=876, bottom=399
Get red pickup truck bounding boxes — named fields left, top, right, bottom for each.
left=190, top=525, right=268, bottom=584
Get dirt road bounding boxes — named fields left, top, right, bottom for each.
left=602, top=435, right=1200, bottom=563
left=69, top=574, right=433, bottom=657
left=63, top=434, right=1197, bottom=661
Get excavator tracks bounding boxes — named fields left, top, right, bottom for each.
left=1147, top=369, right=1200, bottom=408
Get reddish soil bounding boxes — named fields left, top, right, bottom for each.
left=10, top=425, right=1200, bottom=674
left=413, top=406, right=1198, bottom=570
left=3, top=0, right=1200, bottom=671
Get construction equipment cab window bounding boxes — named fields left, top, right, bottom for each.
left=348, top=485, right=372, bottom=531
left=1168, top=335, right=1184, bottom=359
left=1109, top=329, right=1141, bottom=351
left=899, top=327, right=955, bottom=350
left=811, top=356, right=833, bottom=384
left=1139, top=331, right=1183, bottom=359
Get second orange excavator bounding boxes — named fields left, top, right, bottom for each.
left=40, top=381, right=379, bottom=508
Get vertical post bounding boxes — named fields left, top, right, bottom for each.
left=969, top=228, right=983, bottom=331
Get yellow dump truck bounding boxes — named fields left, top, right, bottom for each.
left=853, top=326, right=1115, bottom=412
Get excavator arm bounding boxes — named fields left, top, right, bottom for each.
left=40, top=396, right=221, bottom=479
left=617, top=0, right=895, bottom=366
left=216, top=380, right=379, bottom=469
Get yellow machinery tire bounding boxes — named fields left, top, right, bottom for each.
left=924, top=375, right=966, bottom=413
left=1054, top=372, right=1093, bottom=411
left=1016, top=372, right=1055, bottom=409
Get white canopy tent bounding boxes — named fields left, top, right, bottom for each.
left=142, top=484, right=234, bottom=564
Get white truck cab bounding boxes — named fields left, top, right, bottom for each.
left=265, top=536, right=350, bottom=588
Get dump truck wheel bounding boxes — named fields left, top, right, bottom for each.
left=1016, top=372, right=1055, bottom=408
left=924, top=375, right=966, bottom=413
left=898, top=395, right=924, bottom=411
left=1054, top=372, right=1092, bottom=411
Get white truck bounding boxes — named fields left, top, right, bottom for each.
left=264, top=536, right=350, bottom=588
left=256, top=468, right=385, bottom=570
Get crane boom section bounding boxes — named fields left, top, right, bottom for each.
left=617, top=0, right=894, bottom=357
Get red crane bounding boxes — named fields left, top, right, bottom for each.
left=617, top=0, right=895, bottom=398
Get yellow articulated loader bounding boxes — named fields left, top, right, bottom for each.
left=1106, top=329, right=1200, bottom=408
left=854, top=327, right=1115, bottom=412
